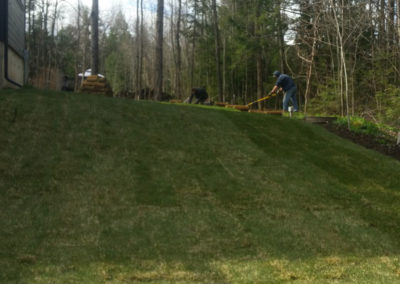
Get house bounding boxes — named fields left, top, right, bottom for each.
left=0, top=0, right=26, bottom=88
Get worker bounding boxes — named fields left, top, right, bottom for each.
left=188, top=87, right=208, bottom=104
left=268, top=71, right=298, bottom=112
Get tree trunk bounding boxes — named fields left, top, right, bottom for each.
left=170, top=2, right=175, bottom=88
left=397, top=0, right=400, bottom=84
left=175, top=0, right=182, bottom=99
left=47, top=0, right=59, bottom=88
left=154, top=0, right=164, bottom=100
left=276, top=1, right=285, bottom=73
left=140, top=0, right=144, bottom=95
left=135, top=0, right=141, bottom=99
left=379, top=0, right=385, bottom=46
left=211, top=0, right=223, bottom=102
left=245, top=62, right=248, bottom=104
left=223, top=36, right=226, bottom=102
left=91, top=0, right=99, bottom=75
left=255, top=0, right=263, bottom=110
left=74, top=1, right=81, bottom=91
left=190, top=0, right=197, bottom=90
left=26, top=0, right=33, bottom=52
left=50, top=0, right=58, bottom=38
left=256, top=53, right=263, bottom=110
left=44, top=0, right=50, bottom=87
left=331, top=0, right=350, bottom=129
left=304, top=14, right=319, bottom=115
left=397, top=0, right=400, bottom=41
left=388, top=0, right=395, bottom=46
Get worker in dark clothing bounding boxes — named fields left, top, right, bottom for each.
left=268, top=71, right=299, bottom=112
left=188, top=87, right=208, bottom=104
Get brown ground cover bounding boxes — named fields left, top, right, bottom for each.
left=324, top=124, right=400, bottom=161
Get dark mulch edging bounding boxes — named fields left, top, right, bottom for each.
left=323, top=124, right=400, bottom=161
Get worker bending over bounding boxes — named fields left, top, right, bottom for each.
left=268, top=71, right=299, bottom=112
left=188, top=87, right=208, bottom=104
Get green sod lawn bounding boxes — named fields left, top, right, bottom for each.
left=1, top=88, right=400, bottom=283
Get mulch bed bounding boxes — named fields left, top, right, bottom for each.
left=323, top=124, right=400, bottom=161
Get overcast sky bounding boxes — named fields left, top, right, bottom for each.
left=59, top=0, right=158, bottom=29
left=80, top=0, right=158, bottom=16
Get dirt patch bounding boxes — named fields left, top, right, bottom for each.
left=324, top=124, right=400, bottom=161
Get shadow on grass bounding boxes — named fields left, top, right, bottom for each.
left=1, top=91, right=400, bottom=282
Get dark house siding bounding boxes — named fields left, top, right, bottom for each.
left=7, top=0, right=25, bottom=57
left=0, top=0, right=6, bottom=41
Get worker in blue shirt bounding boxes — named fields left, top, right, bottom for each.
left=268, top=71, right=298, bottom=112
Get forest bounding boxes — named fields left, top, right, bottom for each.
left=25, top=0, right=400, bottom=128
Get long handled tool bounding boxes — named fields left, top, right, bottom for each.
left=224, top=90, right=280, bottom=112
left=247, top=92, right=278, bottom=108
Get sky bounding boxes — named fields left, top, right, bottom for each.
left=80, top=0, right=157, bottom=20
left=55, top=0, right=295, bottom=42
left=59, top=0, right=158, bottom=29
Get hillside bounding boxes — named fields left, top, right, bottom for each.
left=1, top=89, right=400, bottom=283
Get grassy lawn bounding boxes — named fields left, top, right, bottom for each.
left=1, top=88, right=400, bottom=283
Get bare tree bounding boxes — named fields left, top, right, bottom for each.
left=330, top=0, right=350, bottom=129
left=190, top=0, right=198, bottom=89
left=211, top=0, right=223, bottom=102
left=80, top=8, right=91, bottom=86
left=255, top=0, right=263, bottom=109
left=26, top=0, right=35, bottom=53
left=175, top=0, right=182, bottom=99
left=276, top=0, right=285, bottom=73
left=46, top=0, right=59, bottom=88
left=135, top=0, right=141, bottom=99
left=91, top=0, right=99, bottom=75
left=74, top=0, right=81, bottom=91
left=140, top=0, right=144, bottom=93
left=154, top=0, right=164, bottom=100
left=397, top=0, right=400, bottom=41
left=303, top=13, right=320, bottom=115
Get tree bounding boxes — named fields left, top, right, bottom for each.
left=135, top=0, right=145, bottom=99
left=330, top=0, right=350, bottom=128
left=91, top=0, right=99, bottom=75
left=154, top=0, right=164, bottom=100
left=103, top=11, right=133, bottom=95
left=74, top=0, right=82, bottom=91
left=175, top=0, right=182, bottom=99
left=135, top=0, right=141, bottom=99
left=211, top=0, right=223, bottom=102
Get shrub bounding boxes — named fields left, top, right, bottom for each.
left=334, top=116, right=380, bottom=136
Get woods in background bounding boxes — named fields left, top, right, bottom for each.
left=25, top=0, right=400, bottom=128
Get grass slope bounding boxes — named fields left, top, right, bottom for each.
left=1, top=88, right=400, bottom=283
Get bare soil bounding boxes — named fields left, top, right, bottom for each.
left=324, top=124, right=400, bottom=161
